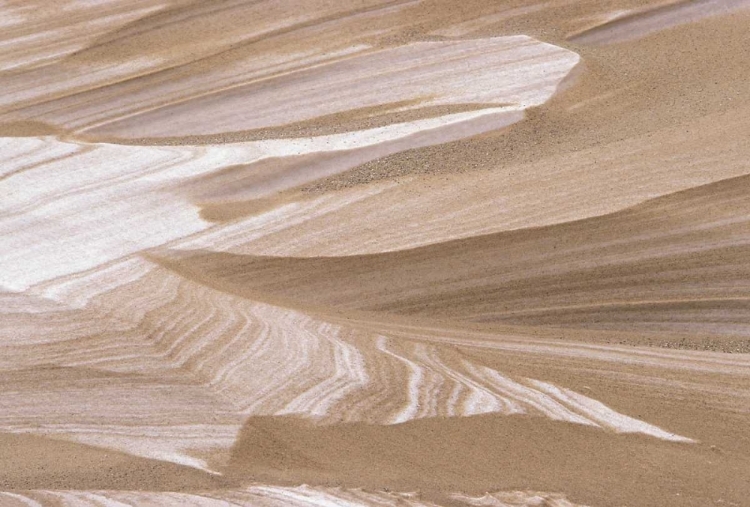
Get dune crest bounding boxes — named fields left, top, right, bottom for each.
left=2, top=1, right=750, bottom=506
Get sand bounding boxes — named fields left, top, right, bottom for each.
left=1, top=1, right=749, bottom=506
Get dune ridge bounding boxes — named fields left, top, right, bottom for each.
left=1, top=1, right=750, bottom=506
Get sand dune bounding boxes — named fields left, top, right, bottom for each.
left=1, top=1, right=749, bottom=506
left=0, top=487, right=588, bottom=507
left=0, top=32, right=575, bottom=289
left=570, top=0, right=750, bottom=44
left=160, top=174, right=750, bottom=351
left=4, top=258, right=707, bottom=476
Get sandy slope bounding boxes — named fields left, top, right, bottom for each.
left=1, top=1, right=750, bottom=506
left=163, top=174, right=750, bottom=351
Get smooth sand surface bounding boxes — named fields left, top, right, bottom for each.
left=1, top=1, right=749, bottom=506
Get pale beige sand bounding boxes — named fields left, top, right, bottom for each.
left=163, top=174, right=750, bottom=350
left=1, top=1, right=750, bottom=506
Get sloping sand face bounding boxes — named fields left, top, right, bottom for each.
left=1, top=1, right=750, bottom=506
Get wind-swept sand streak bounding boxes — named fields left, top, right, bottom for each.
left=164, top=173, right=750, bottom=352
left=2, top=1, right=750, bottom=505
left=0, top=0, right=168, bottom=71
left=177, top=100, right=750, bottom=254
left=79, top=36, right=577, bottom=139
left=453, top=491, right=585, bottom=507
left=2, top=252, right=719, bottom=479
left=27, top=260, right=703, bottom=438
left=0, top=23, right=577, bottom=139
left=0, top=0, right=407, bottom=108
left=0, top=120, right=522, bottom=288
left=0, top=486, right=588, bottom=507
left=569, top=0, right=750, bottom=44
left=0, top=432, right=230, bottom=491
left=0, top=34, right=577, bottom=290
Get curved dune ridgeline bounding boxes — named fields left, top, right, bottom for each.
left=159, top=174, right=750, bottom=350
left=1, top=1, right=750, bottom=506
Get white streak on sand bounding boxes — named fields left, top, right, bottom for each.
left=453, top=490, right=588, bottom=507
left=0, top=486, right=588, bottom=507
left=0, top=110, right=520, bottom=291
left=527, top=380, right=696, bottom=442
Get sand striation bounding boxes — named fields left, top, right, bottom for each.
left=1, top=1, right=750, bottom=506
